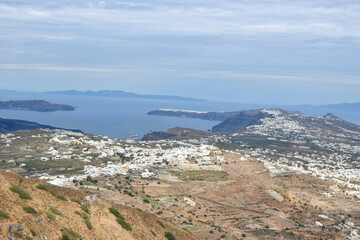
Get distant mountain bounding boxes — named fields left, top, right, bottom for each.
left=281, top=102, right=360, bottom=125
left=0, top=118, right=81, bottom=133
left=47, top=90, right=205, bottom=102
left=0, top=100, right=75, bottom=112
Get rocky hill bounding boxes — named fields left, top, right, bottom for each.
left=0, top=171, right=197, bottom=240
left=0, top=118, right=81, bottom=133
left=141, top=127, right=213, bottom=141
left=0, top=100, right=75, bottom=112
left=212, top=108, right=360, bottom=135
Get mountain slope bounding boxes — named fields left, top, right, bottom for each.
left=0, top=171, right=197, bottom=240
left=212, top=108, right=360, bottom=135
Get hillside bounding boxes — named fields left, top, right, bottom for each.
left=0, top=100, right=75, bottom=112
left=141, top=127, right=213, bottom=141
left=0, top=118, right=81, bottom=133
left=0, top=171, right=197, bottom=240
left=212, top=108, right=360, bottom=134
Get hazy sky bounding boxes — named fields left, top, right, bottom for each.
left=1, top=0, right=360, bottom=104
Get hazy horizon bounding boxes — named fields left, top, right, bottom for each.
left=2, top=88, right=360, bottom=107
left=1, top=0, right=360, bottom=105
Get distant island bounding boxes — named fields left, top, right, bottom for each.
left=147, top=108, right=262, bottom=121
left=0, top=117, right=82, bottom=133
left=0, top=100, right=75, bottom=112
left=47, top=90, right=206, bottom=102
left=147, top=109, right=243, bottom=121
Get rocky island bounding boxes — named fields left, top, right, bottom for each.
left=0, top=100, right=75, bottom=112
left=147, top=108, right=244, bottom=121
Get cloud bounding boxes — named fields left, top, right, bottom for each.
left=195, top=70, right=360, bottom=85
left=0, top=64, right=118, bottom=73
left=1, top=1, right=360, bottom=39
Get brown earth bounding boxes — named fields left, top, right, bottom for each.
left=95, top=153, right=360, bottom=240
left=0, top=171, right=198, bottom=240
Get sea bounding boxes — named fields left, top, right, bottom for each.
left=0, top=91, right=259, bottom=139
left=1, top=91, right=359, bottom=139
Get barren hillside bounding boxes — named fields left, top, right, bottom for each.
left=0, top=171, right=197, bottom=240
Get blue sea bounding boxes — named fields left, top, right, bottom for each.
left=1, top=91, right=359, bottom=139
left=0, top=91, right=258, bottom=139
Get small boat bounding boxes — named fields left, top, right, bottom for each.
left=128, top=134, right=139, bottom=140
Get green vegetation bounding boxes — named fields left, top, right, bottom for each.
left=253, top=229, right=276, bottom=236
left=48, top=190, right=67, bottom=201
left=36, top=184, right=48, bottom=191
left=61, top=228, right=82, bottom=239
left=61, top=234, right=71, bottom=240
left=157, top=220, right=165, bottom=228
left=49, top=206, right=63, bottom=216
left=30, top=229, right=37, bottom=236
left=80, top=204, right=89, bottom=214
left=108, top=207, right=132, bottom=231
left=9, top=185, right=32, bottom=200
left=143, top=198, right=150, bottom=203
left=46, top=212, right=56, bottom=221
left=116, top=217, right=132, bottom=231
left=0, top=210, right=10, bottom=219
left=25, top=236, right=33, bottom=240
left=75, top=210, right=92, bottom=230
left=12, top=230, right=23, bottom=238
left=174, top=170, right=228, bottom=182
left=36, top=184, right=67, bottom=201
left=56, top=195, right=67, bottom=201
left=165, top=232, right=177, bottom=240
left=109, top=207, right=124, bottom=219
left=84, top=216, right=92, bottom=230
left=71, top=198, right=81, bottom=205
left=23, top=206, right=37, bottom=214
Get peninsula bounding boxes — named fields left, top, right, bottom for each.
left=0, top=100, right=75, bottom=112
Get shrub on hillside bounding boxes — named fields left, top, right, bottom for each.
left=23, top=206, right=37, bottom=214
left=10, top=186, right=32, bottom=200
left=0, top=210, right=10, bottom=219
left=165, top=232, right=177, bottom=240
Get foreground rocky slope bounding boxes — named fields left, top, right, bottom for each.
left=0, top=171, right=197, bottom=240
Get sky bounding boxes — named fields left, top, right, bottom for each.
left=1, top=0, right=360, bottom=104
